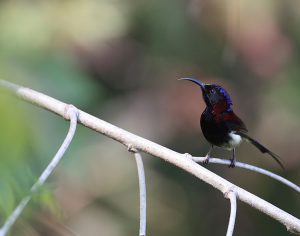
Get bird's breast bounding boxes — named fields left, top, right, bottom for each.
left=200, top=109, right=244, bottom=149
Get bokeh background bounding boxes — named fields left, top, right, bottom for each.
left=0, top=0, right=300, bottom=235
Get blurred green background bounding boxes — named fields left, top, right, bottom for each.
left=0, top=0, right=300, bottom=235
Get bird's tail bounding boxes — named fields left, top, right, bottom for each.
left=236, top=132, right=284, bottom=169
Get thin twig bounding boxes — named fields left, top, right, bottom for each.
left=0, top=106, right=78, bottom=236
left=0, top=80, right=300, bottom=234
left=134, top=152, right=147, bottom=236
left=225, top=190, right=237, bottom=236
left=192, top=157, right=300, bottom=193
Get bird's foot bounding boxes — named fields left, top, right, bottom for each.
left=228, top=159, right=236, bottom=168
left=202, top=155, right=210, bottom=165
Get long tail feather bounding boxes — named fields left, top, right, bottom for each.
left=236, top=132, right=284, bottom=169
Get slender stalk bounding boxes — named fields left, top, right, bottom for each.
left=225, top=191, right=237, bottom=236
left=192, top=157, right=300, bottom=193
left=0, top=106, right=78, bottom=236
left=134, top=152, right=147, bottom=236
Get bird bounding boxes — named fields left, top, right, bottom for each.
left=179, top=78, right=284, bottom=169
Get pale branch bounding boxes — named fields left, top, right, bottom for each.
left=225, top=190, right=237, bottom=236
left=133, top=151, right=147, bottom=236
left=0, top=106, right=78, bottom=236
left=192, top=157, right=300, bottom=194
left=0, top=80, right=300, bottom=234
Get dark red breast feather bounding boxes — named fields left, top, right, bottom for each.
left=223, top=112, right=248, bottom=133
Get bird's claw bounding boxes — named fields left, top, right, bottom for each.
left=228, top=159, right=236, bottom=168
left=202, top=155, right=210, bottom=165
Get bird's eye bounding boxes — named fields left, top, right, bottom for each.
left=210, top=89, right=216, bottom=94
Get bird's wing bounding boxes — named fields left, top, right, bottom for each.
left=221, top=111, right=284, bottom=169
left=222, top=111, right=248, bottom=133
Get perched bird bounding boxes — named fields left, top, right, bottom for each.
left=179, top=78, right=284, bottom=169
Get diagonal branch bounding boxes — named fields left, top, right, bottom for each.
left=192, top=157, right=300, bottom=193
left=225, top=190, right=237, bottom=236
left=0, top=80, right=300, bottom=234
left=0, top=106, right=78, bottom=236
left=133, top=151, right=147, bottom=236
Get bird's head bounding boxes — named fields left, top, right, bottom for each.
left=179, top=78, right=233, bottom=113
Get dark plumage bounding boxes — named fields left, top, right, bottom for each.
left=179, top=78, right=284, bottom=169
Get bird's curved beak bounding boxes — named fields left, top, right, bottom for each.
left=178, top=78, right=205, bottom=91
